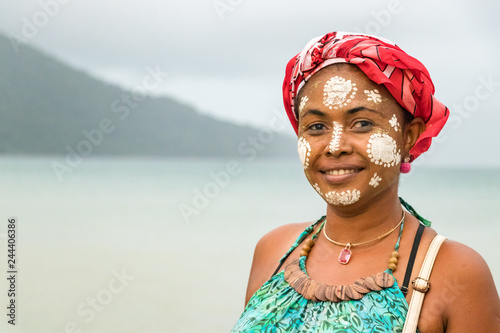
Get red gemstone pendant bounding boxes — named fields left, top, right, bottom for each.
left=338, top=244, right=352, bottom=264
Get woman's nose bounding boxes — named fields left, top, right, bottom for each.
left=326, top=121, right=352, bottom=156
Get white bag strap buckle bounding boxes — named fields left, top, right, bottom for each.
left=411, top=277, right=430, bottom=293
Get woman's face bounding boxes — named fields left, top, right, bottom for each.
left=296, top=64, right=413, bottom=207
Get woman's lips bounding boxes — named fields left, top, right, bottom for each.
left=321, top=168, right=363, bottom=184
left=324, top=169, right=357, bottom=176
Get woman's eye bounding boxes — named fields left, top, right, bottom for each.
left=354, top=120, right=373, bottom=129
left=308, top=123, right=327, bottom=132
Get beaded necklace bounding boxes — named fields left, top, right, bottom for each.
left=284, top=213, right=405, bottom=302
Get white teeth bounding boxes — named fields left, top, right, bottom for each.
left=325, top=169, right=357, bottom=175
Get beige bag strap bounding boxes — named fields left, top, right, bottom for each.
left=402, top=234, right=447, bottom=333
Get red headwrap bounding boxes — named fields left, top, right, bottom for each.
left=283, top=31, right=449, bottom=161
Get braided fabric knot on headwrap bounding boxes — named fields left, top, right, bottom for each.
left=283, top=31, right=449, bottom=161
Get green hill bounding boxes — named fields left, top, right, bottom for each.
left=0, top=34, right=296, bottom=159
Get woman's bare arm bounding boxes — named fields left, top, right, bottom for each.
left=423, top=240, right=500, bottom=332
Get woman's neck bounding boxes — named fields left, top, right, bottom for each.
left=323, top=193, right=403, bottom=245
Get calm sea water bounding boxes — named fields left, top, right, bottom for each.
left=0, top=156, right=498, bottom=332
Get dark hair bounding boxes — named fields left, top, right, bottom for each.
left=401, top=106, right=415, bottom=125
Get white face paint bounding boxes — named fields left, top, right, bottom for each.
left=364, top=89, right=382, bottom=103
left=297, top=137, right=311, bottom=169
left=389, top=114, right=400, bottom=132
left=325, top=189, right=361, bottom=206
left=369, top=173, right=382, bottom=188
left=367, top=133, right=401, bottom=167
left=329, top=121, right=343, bottom=154
left=313, top=183, right=323, bottom=196
left=323, top=76, right=357, bottom=110
left=313, top=182, right=359, bottom=206
left=299, top=96, right=309, bottom=114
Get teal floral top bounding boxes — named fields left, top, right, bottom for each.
left=232, top=269, right=413, bottom=332
left=232, top=210, right=422, bottom=333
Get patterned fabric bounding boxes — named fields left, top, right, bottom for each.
left=282, top=31, right=449, bottom=162
left=231, top=270, right=414, bottom=333
left=231, top=209, right=422, bottom=332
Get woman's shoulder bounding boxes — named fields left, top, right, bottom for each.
left=244, top=221, right=314, bottom=305
left=252, top=221, right=314, bottom=275
left=418, top=235, right=500, bottom=331
left=431, top=237, right=495, bottom=287
left=418, top=228, right=496, bottom=300
left=433, top=238, right=498, bottom=298
left=256, top=221, right=313, bottom=254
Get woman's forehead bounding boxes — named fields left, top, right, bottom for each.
left=297, top=64, right=399, bottom=117
left=299, top=64, right=386, bottom=97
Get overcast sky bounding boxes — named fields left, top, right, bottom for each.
left=1, top=0, right=499, bottom=167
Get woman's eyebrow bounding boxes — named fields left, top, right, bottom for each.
left=301, top=109, right=327, bottom=118
left=347, top=106, right=383, bottom=115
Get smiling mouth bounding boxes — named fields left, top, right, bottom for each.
left=323, top=168, right=362, bottom=176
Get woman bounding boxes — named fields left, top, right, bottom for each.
left=231, top=32, right=500, bottom=332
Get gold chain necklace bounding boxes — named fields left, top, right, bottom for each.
left=322, top=211, right=405, bottom=264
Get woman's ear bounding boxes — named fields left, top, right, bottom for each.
left=403, top=117, right=425, bottom=153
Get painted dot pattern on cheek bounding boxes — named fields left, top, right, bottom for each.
left=389, top=114, right=400, bottom=132
left=367, top=133, right=401, bottom=167
left=364, top=89, right=382, bottom=103
left=313, top=183, right=323, bottom=196
left=369, top=173, right=382, bottom=188
left=297, top=137, right=311, bottom=169
left=325, top=189, right=361, bottom=206
left=299, top=96, right=308, bottom=114
left=329, top=121, right=343, bottom=154
left=323, top=76, right=357, bottom=110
